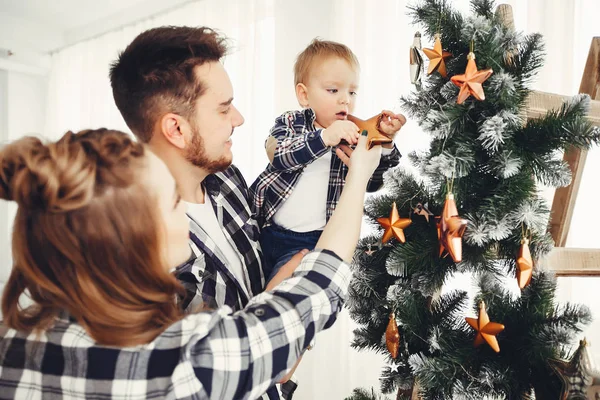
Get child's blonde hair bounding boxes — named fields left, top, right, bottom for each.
left=294, top=38, right=360, bottom=85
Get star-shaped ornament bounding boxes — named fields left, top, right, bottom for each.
left=465, top=301, right=505, bottom=353
left=413, top=202, right=434, bottom=222
left=347, top=113, right=393, bottom=149
left=549, top=338, right=600, bottom=400
left=436, top=193, right=468, bottom=262
left=410, top=31, right=425, bottom=88
left=423, top=33, right=452, bottom=77
left=389, top=363, right=400, bottom=373
left=516, top=238, right=533, bottom=289
left=450, top=52, right=493, bottom=104
left=364, top=243, right=376, bottom=256
left=378, top=202, right=412, bottom=244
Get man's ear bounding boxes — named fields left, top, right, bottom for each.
left=159, top=113, right=187, bottom=149
left=295, top=83, right=309, bottom=108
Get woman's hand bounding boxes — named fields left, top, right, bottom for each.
left=335, top=130, right=383, bottom=180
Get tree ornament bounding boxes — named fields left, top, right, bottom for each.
left=386, top=313, right=400, bottom=358
left=347, top=113, right=393, bottom=149
left=423, top=33, right=452, bottom=77
left=364, top=243, right=376, bottom=256
left=378, top=202, right=412, bottom=244
left=465, top=301, right=505, bottom=353
left=410, top=31, right=425, bottom=89
left=436, top=193, right=468, bottom=262
left=516, top=237, right=533, bottom=289
left=550, top=338, right=600, bottom=400
left=450, top=51, right=493, bottom=104
left=413, top=202, right=433, bottom=222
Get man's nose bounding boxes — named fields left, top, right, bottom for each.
left=233, top=105, right=245, bottom=126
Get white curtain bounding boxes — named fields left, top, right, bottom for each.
left=25, top=0, right=600, bottom=398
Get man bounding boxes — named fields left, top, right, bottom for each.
left=109, top=26, right=300, bottom=400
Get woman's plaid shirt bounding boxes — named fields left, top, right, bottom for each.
left=0, top=250, right=349, bottom=400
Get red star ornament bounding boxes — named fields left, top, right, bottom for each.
left=436, top=193, right=468, bottom=263
left=450, top=52, right=493, bottom=104
left=465, top=301, right=505, bottom=353
left=377, top=202, right=412, bottom=244
left=423, top=33, right=452, bottom=77
left=516, top=238, right=533, bottom=289
left=347, top=113, right=393, bottom=149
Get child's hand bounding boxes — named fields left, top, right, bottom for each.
left=321, top=120, right=360, bottom=147
left=379, top=110, right=407, bottom=148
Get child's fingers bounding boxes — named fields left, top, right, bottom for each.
left=381, top=109, right=395, bottom=118
left=335, top=145, right=353, bottom=167
left=396, top=113, right=407, bottom=126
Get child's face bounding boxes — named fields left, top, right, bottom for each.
left=298, top=57, right=359, bottom=128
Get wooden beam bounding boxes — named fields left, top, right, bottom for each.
left=549, top=37, right=600, bottom=247
left=543, top=247, right=600, bottom=276
left=526, top=91, right=600, bottom=125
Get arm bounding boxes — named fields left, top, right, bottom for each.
left=269, top=112, right=329, bottom=172
left=190, top=249, right=351, bottom=399
left=189, top=133, right=381, bottom=398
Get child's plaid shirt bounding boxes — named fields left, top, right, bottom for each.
left=250, top=109, right=401, bottom=228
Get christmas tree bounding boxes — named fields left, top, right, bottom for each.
left=347, top=0, right=600, bottom=399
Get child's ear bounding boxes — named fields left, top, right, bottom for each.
left=295, top=83, right=309, bottom=108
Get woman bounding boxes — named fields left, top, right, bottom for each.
left=0, top=128, right=381, bottom=399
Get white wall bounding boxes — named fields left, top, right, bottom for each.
left=0, top=70, right=48, bottom=300
left=0, top=69, right=8, bottom=295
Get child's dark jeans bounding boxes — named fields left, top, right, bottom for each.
left=260, top=224, right=322, bottom=283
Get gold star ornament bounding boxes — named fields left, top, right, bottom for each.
left=436, top=193, right=468, bottom=263
left=347, top=113, right=393, bottom=149
left=516, top=238, right=533, bottom=289
left=377, top=202, right=412, bottom=244
left=465, top=301, right=505, bottom=353
left=423, top=33, right=452, bottom=77
left=450, top=52, right=493, bottom=104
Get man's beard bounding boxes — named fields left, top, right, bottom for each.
left=184, top=126, right=231, bottom=174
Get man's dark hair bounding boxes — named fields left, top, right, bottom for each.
left=110, top=26, right=228, bottom=143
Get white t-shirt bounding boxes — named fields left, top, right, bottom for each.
left=272, top=144, right=394, bottom=232
left=272, top=150, right=331, bottom=232
left=185, top=198, right=249, bottom=293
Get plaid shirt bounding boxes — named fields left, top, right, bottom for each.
left=176, top=165, right=266, bottom=313
left=0, top=250, right=350, bottom=400
left=250, top=109, right=401, bottom=228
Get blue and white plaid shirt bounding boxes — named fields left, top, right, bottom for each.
left=174, top=165, right=292, bottom=399
left=250, top=109, right=401, bottom=228
left=0, top=250, right=350, bottom=400
left=176, top=165, right=266, bottom=313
